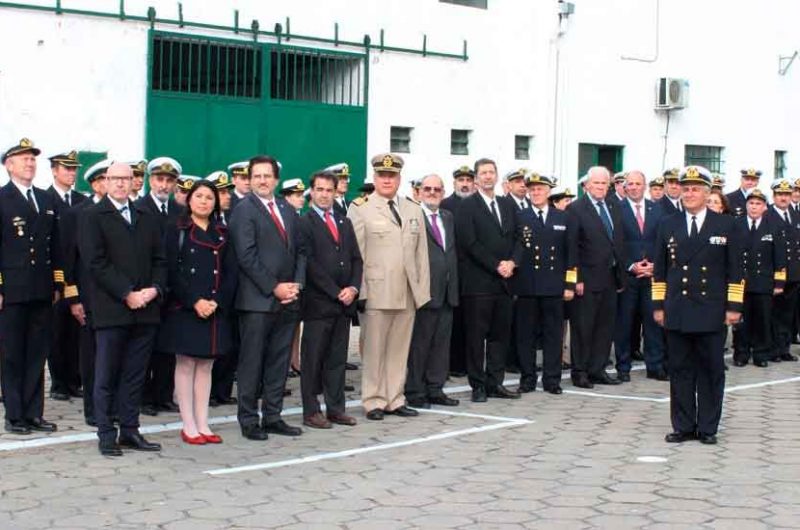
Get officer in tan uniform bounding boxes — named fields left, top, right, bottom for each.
left=348, top=153, right=430, bottom=420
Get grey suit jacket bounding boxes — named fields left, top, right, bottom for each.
left=423, top=208, right=459, bottom=309
left=229, top=193, right=306, bottom=312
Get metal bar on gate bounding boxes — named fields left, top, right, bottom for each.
left=233, top=44, right=239, bottom=96
left=292, top=49, right=297, bottom=100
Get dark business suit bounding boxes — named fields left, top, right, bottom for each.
left=653, top=209, right=742, bottom=436
left=769, top=206, right=800, bottom=360
left=567, top=194, right=627, bottom=383
left=297, top=208, right=362, bottom=418
left=512, top=206, right=576, bottom=390
left=0, top=183, right=63, bottom=425
left=732, top=216, right=785, bottom=364
left=499, top=194, right=530, bottom=372
left=61, top=198, right=100, bottom=423
left=658, top=195, right=681, bottom=216
left=440, top=193, right=467, bottom=375
left=46, top=186, right=87, bottom=398
left=725, top=189, right=748, bottom=218
left=210, top=207, right=240, bottom=403
left=333, top=196, right=349, bottom=218
left=455, top=192, right=516, bottom=392
left=80, top=197, right=167, bottom=443
left=614, top=198, right=666, bottom=375
left=135, top=194, right=184, bottom=410
left=406, top=207, right=459, bottom=402
left=230, top=193, right=306, bottom=428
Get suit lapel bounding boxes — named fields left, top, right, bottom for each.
left=584, top=196, right=612, bottom=242
left=678, top=213, right=713, bottom=264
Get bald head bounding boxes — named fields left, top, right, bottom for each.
left=106, top=161, right=134, bottom=202
left=625, top=170, right=645, bottom=201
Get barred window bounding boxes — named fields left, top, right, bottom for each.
left=515, top=135, right=532, bottom=160
left=270, top=49, right=365, bottom=107
left=684, top=145, right=724, bottom=174
left=151, top=35, right=262, bottom=98
left=451, top=129, right=471, bottom=156
left=775, top=150, right=787, bottom=180
left=390, top=127, right=412, bottom=153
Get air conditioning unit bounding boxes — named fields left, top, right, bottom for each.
left=655, top=77, right=689, bottom=110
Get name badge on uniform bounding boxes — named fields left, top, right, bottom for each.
left=12, top=216, right=26, bottom=237
left=409, top=218, right=420, bottom=234
left=709, top=236, right=727, bottom=245
left=45, top=210, right=55, bottom=216
left=761, top=234, right=773, bottom=242
left=553, top=224, right=566, bottom=231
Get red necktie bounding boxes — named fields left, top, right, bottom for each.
left=325, top=210, right=339, bottom=243
left=267, top=201, right=287, bottom=242
left=634, top=203, right=644, bottom=234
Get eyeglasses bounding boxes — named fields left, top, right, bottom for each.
left=422, top=186, right=443, bottom=194
left=107, top=176, right=132, bottom=183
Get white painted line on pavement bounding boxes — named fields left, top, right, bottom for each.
left=415, top=407, right=533, bottom=423
left=637, top=455, right=668, bottom=463
left=724, top=375, right=800, bottom=393
left=562, top=389, right=670, bottom=403
left=204, top=418, right=532, bottom=476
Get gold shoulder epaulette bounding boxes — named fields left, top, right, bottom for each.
left=352, top=196, right=367, bottom=206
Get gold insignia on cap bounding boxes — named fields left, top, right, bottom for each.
left=460, top=166, right=470, bottom=172
left=341, top=164, right=350, bottom=176
left=20, top=138, right=32, bottom=148
left=686, top=167, right=700, bottom=178
left=776, top=180, right=792, bottom=191
left=529, top=173, right=540, bottom=182
left=297, top=182, right=306, bottom=190
left=565, top=188, right=572, bottom=194
left=66, top=150, right=77, bottom=160
left=382, top=155, right=394, bottom=168
left=219, top=174, right=229, bottom=185
left=160, top=162, right=174, bottom=172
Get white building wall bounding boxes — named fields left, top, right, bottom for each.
left=0, top=0, right=798, bottom=195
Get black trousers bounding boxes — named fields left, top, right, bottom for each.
left=772, top=282, right=798, bottom=358
left=0, top=301, right=51, bottom=422
left=406, top=304, right=453, bottom=401
left=94, top=325, right=157, bottom=443
left=78, top=311, right=98, bottom=422
left=570, top=283, right=617, bottom=380
left=49, top=298, right=81, bottom=394
left=237, top=311, right=295, bottom=426
left=614, top=277, right=665, bottom=373
left=516, top=296, right=563, bottom=389
left=142, top=351, right=175, bottom=406
left=462, top=293, right=512, bottom=391
left=211, top=312, right=239, bottom=401
left=300, top=314, right=350, bottom=417
left=506, top=297, right=520, bottom=370
left=734, top=292, right=773, bottom=363
left=448, top=305, right=466, bottom=374
left=666, top=329, right=726, bottom=436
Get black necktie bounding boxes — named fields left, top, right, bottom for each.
left=751, top=219, right=756, bottom=234
left=388, top=199, right=402, bottom=227
left=784, top=211, right=791, bottom=224
left=690, top=215, right=698, bottom=238
left=490, top=200, right=502, bottom=227
left=160, top=202, right=167, bottom=216
left=26, top=189, right=38, bottom=213
left=64, top=192, right=71, bottom=207
left=537, top=209, right=545, bottom=226
left=596, top=201, right=613, bottom=238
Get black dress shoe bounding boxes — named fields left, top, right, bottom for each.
left=505, top=366, right=520, bottom=374
left=698, top=433, right=717, bottom=445
left=544, top=386, right=563, bottom=395
left=118, top=432, right=162, bottom=452
left=4, top=420, right=31, bottom=434
left=366, top=409, right=385, bottom=421
left=646, top=369, right=669, bottom=381
left=733, top=359, right=748, bottom=367
left=85, top=417, right=97, bottom=427
left=471, top=388, right=487, bottom=403
left=517, top=382, right=537, bottom=393
left=140, top=404, right=159, bottom=416
left=50, top=391, right=70, bottom=401
left=665, top=431, right=696, bottom=443
left=617, top=372, right=631, bottom=382
left=98, top=441, right=123, bottom=457
left=219, top=396, right=238, bottom=405
left=208, top=397, right=220, bottom=408
left=429, top=395, right=460, bottom=406
left=631, top=351, right=645, bottom=362
left=344, top=384, right=355, bottom=392
left=386, top=405, right=419, bottom=417
left=241, top=424, right=268, bottom=440
left=572, top=376, right=594, bottom=389
left=449, top=371, right=467, bottom=378
left=561, top=362, right=572, bottom=370
left=27, top=418, right=57, bottom=432
left=589, top=373, right=621, bottom=385
left=262, top=419, right=302, bottom=436
left=406, top=399, right=430, bottom=409
left=157, top=401, right=180, bottom=413
left=68, top=387, right=84, bottom=398
left=754, top=359, right=769, bottom=368
left=770, top=356, right=782, bottom=363
left=345, top=362, right=358, bottom=371
left=780, top=353, right=798, bottom=362
left=487, top=385, right=521, bottom=399
left=793, top=336, right=800, bottom=345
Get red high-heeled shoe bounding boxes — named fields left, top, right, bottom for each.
left=181, top=430, right=206, bottom=445
left=201, top=432, right=223, bottom=444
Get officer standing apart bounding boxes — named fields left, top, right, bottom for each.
left=348, top=153, right=430, bottom=420
left=726, top=168, right=761, bottom=218
left=0, top=138, right=63, bottom=434
left=653, top=165, right=743, bottom=445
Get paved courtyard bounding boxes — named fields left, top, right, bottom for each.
left=1, top=344, right=799, bottom=530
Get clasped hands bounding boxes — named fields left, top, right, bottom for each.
left=496, top=260, right=516, bottom=279
left=125, top=287, right=159, bottom=310
left=631, top=259, right=654, bottom=279
left=273, top=282, right=301, bottom=305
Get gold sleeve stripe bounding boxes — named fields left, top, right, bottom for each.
left=775, top=269, right=787, bottom=281
left=565, top=268, right=577, bottom=284
left=728, top=281, right=745, bottom=303
left=652, top=281, right=667, bottom=301
left=0, top=272, right=3, bottom=285
left=64, top=285, right=79, bottom=298
left=53, top=270, right=65, bottom=283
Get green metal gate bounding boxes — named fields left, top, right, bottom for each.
left=145, top=30, right=368, bottom=193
